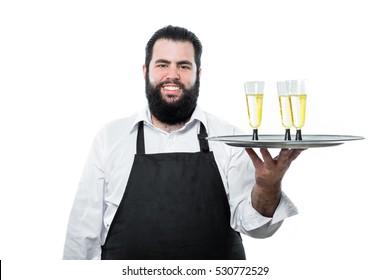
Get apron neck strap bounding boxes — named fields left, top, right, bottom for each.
left=198, top=122, right=210, bottom=153
left=136, top=121, right=210, bottom=154
left=136, top=121, right=146, bottom=154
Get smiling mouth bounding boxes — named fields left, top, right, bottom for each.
left=162, top=84, right=181, bottom=92
left=161, top=84, right=183, bottom=101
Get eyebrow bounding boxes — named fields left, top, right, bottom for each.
left=154, top=59, right=193, bottom=66
left=177, top=60, right=193, bottom=66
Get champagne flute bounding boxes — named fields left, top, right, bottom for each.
left=244, top=81, right=265, bottom=140
left=289, top=79, right=307, bottom=141
left=277, top=80, right=293, bottom=140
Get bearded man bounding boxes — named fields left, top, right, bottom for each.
left=63, top=25, right=302, bottom=260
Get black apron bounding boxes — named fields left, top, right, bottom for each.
left=101, top=122, right=245, bottom=260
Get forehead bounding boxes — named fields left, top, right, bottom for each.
left=151, top=39, right=196, bottom=63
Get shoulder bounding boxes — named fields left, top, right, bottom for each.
left=203, top=111, right=245, bottom=136
left=96, top=113, right=138, bottom=144
left=104, top=115, right=136, bottom=133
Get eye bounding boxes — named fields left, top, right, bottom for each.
left=179, top=65, right=191, bottom=70
left=156, top=64, right=168, bottom=68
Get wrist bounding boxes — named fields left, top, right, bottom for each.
left=251, top=183, right=282, bottom=217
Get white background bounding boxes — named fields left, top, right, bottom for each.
left=1, top=0, right=389, bottom=279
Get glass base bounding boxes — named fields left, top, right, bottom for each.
left=284, top=129, right=291, bottom=141
left=252, top=129, right=258, bottom=140
left=296, top=129, right=302, bottom=141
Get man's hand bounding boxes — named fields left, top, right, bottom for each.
left=245, top=148, right=303, bottom=217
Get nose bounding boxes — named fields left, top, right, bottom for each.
left=166, top=65, right=180, bottom=80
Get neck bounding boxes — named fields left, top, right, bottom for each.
left=151, top=115, right=186, bottom=133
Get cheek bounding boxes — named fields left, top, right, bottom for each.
left=148, top=71, right=159, bottom=86
left=186, top=73, right=197, bottom=87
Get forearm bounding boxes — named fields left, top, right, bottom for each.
left=245, top=147, right=303, bottom=217
left=64, top=130, right=105, bottom=260
left=230, top=191, right=297, bottom=239
left=251, top=182, right=282, bottom=217
left=227, top=145, right=298, bottom=237
left=63, top=187, right=104, bottom=260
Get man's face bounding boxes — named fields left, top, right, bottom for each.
left=143, top=39, right=201, bottom=125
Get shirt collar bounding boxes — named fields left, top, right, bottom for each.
left=130, top=105, right=208, bottom=133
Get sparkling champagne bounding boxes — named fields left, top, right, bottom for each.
left=246, top=94, right=263, bottom=129
left=278, top=95, right=293, bottom=128
left=290, top=94, right=307, bottom=129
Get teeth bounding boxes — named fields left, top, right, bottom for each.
left=164, top=86, right=180, bottom=90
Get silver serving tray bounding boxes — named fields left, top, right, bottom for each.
left=207, top=134, right=365, bottom=149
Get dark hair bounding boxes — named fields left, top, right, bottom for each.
left=145, top=25, right=203, bottom=75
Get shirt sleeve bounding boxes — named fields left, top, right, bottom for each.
left=63, top=128, right=106, bottom=260
left=227, top=146, right=298, bottom=238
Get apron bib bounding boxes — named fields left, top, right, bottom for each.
left=101, top=122, right=245, bottom=259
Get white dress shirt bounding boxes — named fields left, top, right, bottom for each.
left=63, top=106, right=298, bottom=260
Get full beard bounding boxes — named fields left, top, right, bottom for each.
left=145, top=76, right=200, bottom=125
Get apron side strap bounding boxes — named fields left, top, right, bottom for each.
left=198, top=122, right=210, bottom=153
left=137, top=121, right=145, bottom=155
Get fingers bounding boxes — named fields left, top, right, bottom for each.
left=260, top=148, right=275, bottom=168
left=276, top=149, right=290, bottom=166
left=289, top=149, right=305, bottom=162
left=246, top=148, right=304, bottom=168
left=245, top=148, right=263, bottom=167
left=276, top=148, right=304, bottom=167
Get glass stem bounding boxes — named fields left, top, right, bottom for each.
left=285, top=129, right=291, bottom=141
left=252, top=129, right=258, bottom=140
left=296, top=129, right=302, bottom=141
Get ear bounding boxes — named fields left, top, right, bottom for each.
left=142, top=64, right=147, bottom=79
left=198, top=67, right=202, bottom=78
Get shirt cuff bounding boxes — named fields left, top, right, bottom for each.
left=242, top=192, right=298, bottom=231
